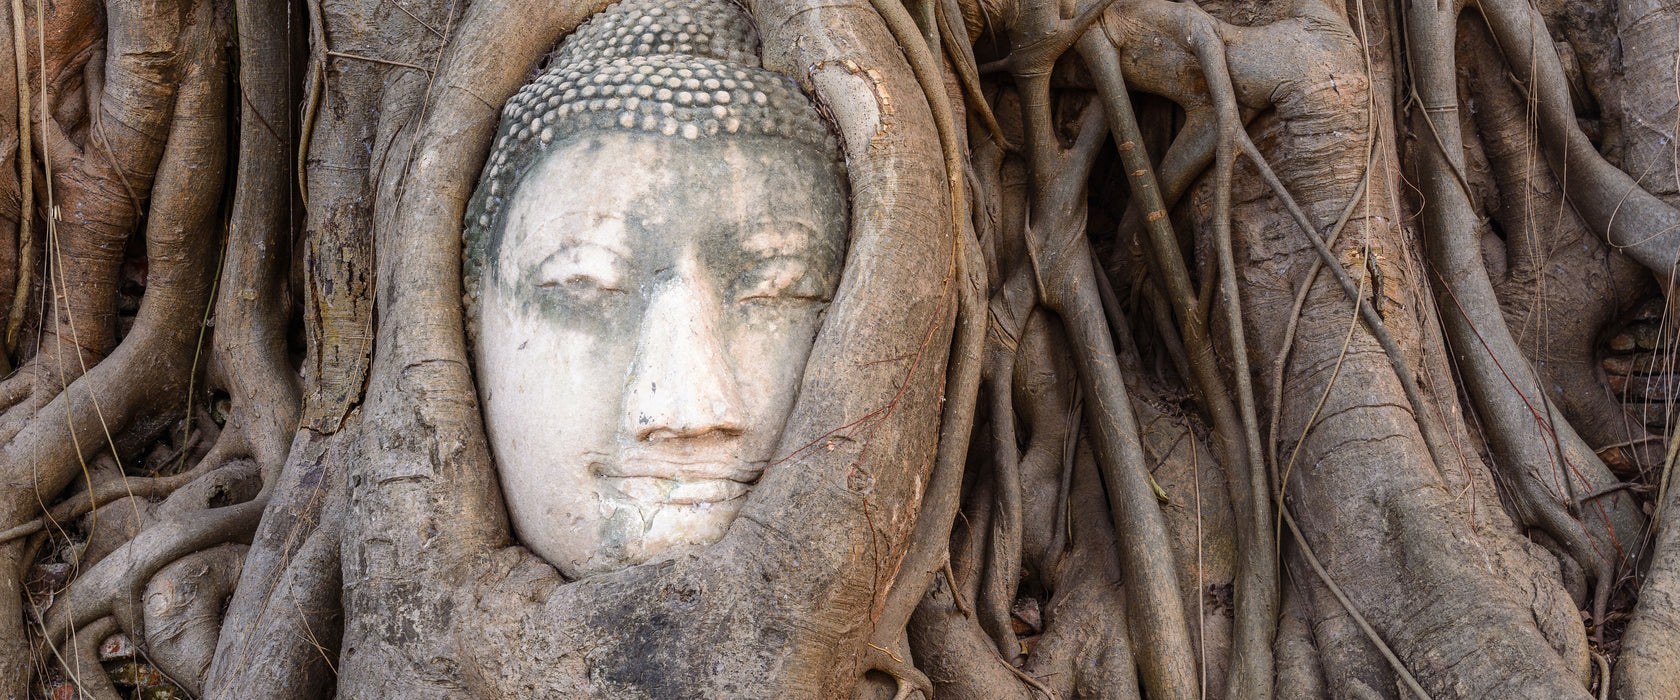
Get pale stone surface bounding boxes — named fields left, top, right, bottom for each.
left=475, top=131, right=845, bottom=578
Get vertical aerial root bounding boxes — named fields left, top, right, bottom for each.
left=4, top=0, right=29, bottom=357
left=1080, top=27, right=1277, bottom=698
left=862, top=0, right=990, bottom=670
left=978, top=286, right=1027, bottom=661
left=1022, top=96, right=1198, bottom=699
left=216, top=0, right=302, bottom=481
left=1407, top=1, right=1640, bottom=637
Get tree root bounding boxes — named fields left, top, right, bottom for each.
left=1015, top=92, right=1198, bottom=696
left=1457, top=19, right=1660, bottom=472
left=58, top=615, right=122, bottom=700
left=0, top=427, right=233, bottom=547
left=980, top=276, right=1028, bottom=663
left=40, top=497, right=264, bottom=656
left=863, top=641, right=935, bottom=700
left=141, top=542, right=247, bottom=695
left=0, top=1, right=227, bottom=690
left=864, top=0, right=990, bottom=671
left=1407, top=0, right=1643, bottom=640
left=1477, top=0, right=1680, bottom=283
left=3, top=0, right=29, bottom=359
left=1082, top=21, right=1277, bottom=697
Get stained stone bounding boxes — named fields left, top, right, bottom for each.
left=461, top=0, right=846, bottom=579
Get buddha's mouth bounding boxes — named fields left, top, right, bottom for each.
left=594, top=446, right=765, bottom=506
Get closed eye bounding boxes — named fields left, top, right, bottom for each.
left=736, top=257, right=830, bottom=303
left=538, top=273, right=620, bottom=293
left=534, top=244, right=626, bottom=296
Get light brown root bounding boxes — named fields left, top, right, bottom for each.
left=141, top=542, right=247, bottom=695
left=1, top=429, right=242, bottom=548
left=41, top=496, right=264, bottom=653
left=59, top=614, right=123, bottom=700
left=864, top=641, right=935, bottom=700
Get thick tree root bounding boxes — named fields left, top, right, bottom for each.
left=141, top=543, right=247, bottom=695
left=58, top=615, right=123, bottom=700
left=41, top=497, right=263, bottom=655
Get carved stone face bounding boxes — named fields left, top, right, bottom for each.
left=476, top=131, right=845, bottom=578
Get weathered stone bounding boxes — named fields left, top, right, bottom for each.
left=463, top=0, right=845, bottom=579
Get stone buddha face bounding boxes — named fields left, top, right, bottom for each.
left=474, top=131, right=845, bottom=578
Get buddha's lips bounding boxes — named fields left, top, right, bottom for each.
left=594, top=444, right=765, bottom=504
left=602, top=445, right=766, bottom=483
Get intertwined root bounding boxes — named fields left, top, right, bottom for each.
left=0, top=0, right=265, bottom=696
left=872, top=0, right=1676, bottom=695
left=10, top=0, right=1680, bottom=695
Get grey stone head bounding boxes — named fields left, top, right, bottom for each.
left=462, top=0, right=848, bottom=579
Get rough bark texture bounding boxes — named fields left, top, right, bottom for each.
left=11, top=0, right=1680, bottom=697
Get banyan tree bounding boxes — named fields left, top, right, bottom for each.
left=4, top=0, right=1680, bottom=696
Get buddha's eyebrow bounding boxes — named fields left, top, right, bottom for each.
left=519, top=210, right=632, bottom=258
left=741, top=220, right=830, bottom=257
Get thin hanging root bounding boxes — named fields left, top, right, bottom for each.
left=1277, top=265, right=1367, bottom=526
left=1240, top=86, right=1617, bottom=628
left=1043, top=385, right=1080, bottom=572
left=981, top=336, right=1023, bottom=662
left=1267, top=135, right=1376, bottom=479
left=1003, top=655, right=1059, bottom=700
left=6, top=0, right=31, bottom=357
left=1282, top=506, right=1432, bottom=700
left=1233, top=129, right=1453, bottom=467
left=298, top=0, right=327, bottom=208
left=941, top=556, right=972, bottom=617
left=1207, top=96, right=1281, bottom=700
left=934, top=0, right=1006, bottom=149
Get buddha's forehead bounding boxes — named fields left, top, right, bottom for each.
left=495, top=132, right=844, bottom=267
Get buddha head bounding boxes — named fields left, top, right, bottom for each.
left=462, top=0, right=846, bottom=579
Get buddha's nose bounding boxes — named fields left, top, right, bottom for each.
left=623, top=271, right=746, bottom=443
